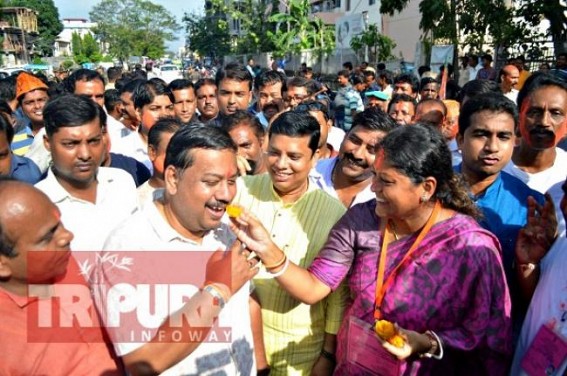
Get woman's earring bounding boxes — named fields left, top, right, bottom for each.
left=420, top=193, right=429, bottom=203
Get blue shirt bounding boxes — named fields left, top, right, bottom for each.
left=110, top=152, right=151, bottom=187
left=455, top=166, right=544, bottom=277
left=9, top=154, right=42, bottom=184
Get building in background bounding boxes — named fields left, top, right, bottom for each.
left=0, top=7, right=39, bottom=67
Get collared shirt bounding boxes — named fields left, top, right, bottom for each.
left=233, top=173, right=348, bottom=375
left=503, top=88, right=519, bottom=104
left=25, top=127, right=51, bottom=174
left=111, top=131, right=152, bottom=173
left=9, top=153, right=42, bottom=184
left=0, top=258, right=120, bottom=375
left=11, top=125, right=35, bottom=156
left=315, top=156, right=375, bottom=207
left=35, top=167, right=138, bottom=251
left=98, top=190, right=254, bottom=375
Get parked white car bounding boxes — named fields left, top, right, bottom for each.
left=158, top=64, right=182, bottom=83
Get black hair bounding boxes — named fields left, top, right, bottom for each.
left=195, top=78, right=216, bottom=94
left=0, top=75, right=17, bottom=102
left=387, top=94, right=417, bottom=113
left=165, top=125, right=236, bottom=171
left=343, top=62, right=353, bottom=71
left=420, top=77, right=438, bottom=91
left=482, top=54, right=493, bottom=62
left=337, top=70, right=350, bottom=78
left=104, top=89, right=121, bottom=113
left=377, top=63, right=386, bottom=71
left=394, top=73, right=419, bottom=93
left=168, top=79, right=194, bottom=92
left=269, top=111, right=320, bottom=157
left=254, top=70, right=287, bottom=92
left=0, top=108, right=14, bottom=143
left=215, top=62, right=253, bottom=91
left=458, top=93, right=518, bottom=136
left=107, top=67, right=122, bottom=82
left=118, top=78, right=146, bottom=96
left=43, top=93, right=106, bottom=137
left=287, top=76, right=315, bottom=95
left=458, top=79, right=501, bottom=103
left=516, top=72, right=567, bottom=110
left=378, top=70, right=393, bottom=84
left=351, top=75, right=365, bottom=85
left=418, top=65, right=431, bottom=77
left=351, top=107, right=398, bottom=133
left=363, top=70, right=376, bottom=78
left=378, top=124, right=480, bottom=217
left=148, top=117, right=182, bottom=149
left=63, top=68, right=105, bottom=93
left=133, top=78, right=173, bottom=110
left=294, top=99, right=330, bottom=122
left=219, top=110, right=265, bottom=141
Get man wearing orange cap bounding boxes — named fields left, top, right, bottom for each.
left=11, top=72, right=48, bottom=156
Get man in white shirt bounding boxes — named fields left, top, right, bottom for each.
left=315, top=108, right=397, bottom=207
left=499, top=64, right=520, bottom=103
left=504, top=72, right=567, bottom=197
left=504, top=72, right=567, bottom=235
left=35, top=94, right=138, bottom=251
left=96, top=126, right=259, bottom=375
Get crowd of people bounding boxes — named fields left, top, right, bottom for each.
left=0, top=51, right=565, bottom=376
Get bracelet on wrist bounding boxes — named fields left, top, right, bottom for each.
left=419, top=330, right=443, bottom=359
left=263, top=252, right=287, bottom=269
left=203, top=284, right=230, bottom=308
left=265, top=255, right=290, bottom=278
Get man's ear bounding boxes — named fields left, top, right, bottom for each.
left=164, top=165, right=179, bottom=195
left=310, top=148, right=321, bottom=168
left=148, top=145, right=157, bottom=162
left=43, top=134, right=51, bottom=153
left=0, top=256, right=13, bottom=279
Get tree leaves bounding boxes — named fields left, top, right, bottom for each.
left=89, top=0, right=180, bottom=61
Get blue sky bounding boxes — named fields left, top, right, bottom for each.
left=52, top=0, right=205, bottom=49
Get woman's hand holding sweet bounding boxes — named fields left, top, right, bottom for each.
left=227, top=208, right=284, bottom=266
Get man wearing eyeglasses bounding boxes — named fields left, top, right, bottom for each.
left=286, top=76, right=315, bottom=109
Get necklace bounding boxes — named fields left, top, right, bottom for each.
left=389, top=220, right=399, bottom=241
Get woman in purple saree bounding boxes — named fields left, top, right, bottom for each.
left=232, top=124, right=512, bottom=375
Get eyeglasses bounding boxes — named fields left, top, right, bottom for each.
left=288, top=95, right=308, bottom=102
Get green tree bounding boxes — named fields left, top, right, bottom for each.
left=515, top=0, right=567, bottom=55
left=6, top=0, right=63, bottom=56
left=204, top=0, right=278, bottom=54
left=350, top=24, right=396, bottom=64
left=380, top=0, right=561, bottom=61
left=184, top=11, right=231, bottom=60
left=267, top=0, right=335, bottom=58
left=89, top=0, right=180, bottom=62
left=70, top=32, right=102, bottom=64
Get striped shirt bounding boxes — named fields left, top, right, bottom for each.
left=234, top=173, right=348, bottom=375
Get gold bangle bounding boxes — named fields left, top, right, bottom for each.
left=264, top=253, right=287, bottom=270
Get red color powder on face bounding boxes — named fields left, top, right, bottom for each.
left=373, top=148, right=385, bottom=170
left=519, top=98, right=567, bottom=148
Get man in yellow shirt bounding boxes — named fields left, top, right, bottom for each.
left=233, top=111, right=347, bottom=375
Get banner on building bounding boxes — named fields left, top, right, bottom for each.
left=430, top=45, right=454, bottom=73
left=335, top=14, right=365, bottom=50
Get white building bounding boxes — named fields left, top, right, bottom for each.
left=53, top=18, right=98, bottom=57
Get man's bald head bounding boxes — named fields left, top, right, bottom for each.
left=500, top=65, right=520, bottom=93
left=0, top=180, right=58, bottom=257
